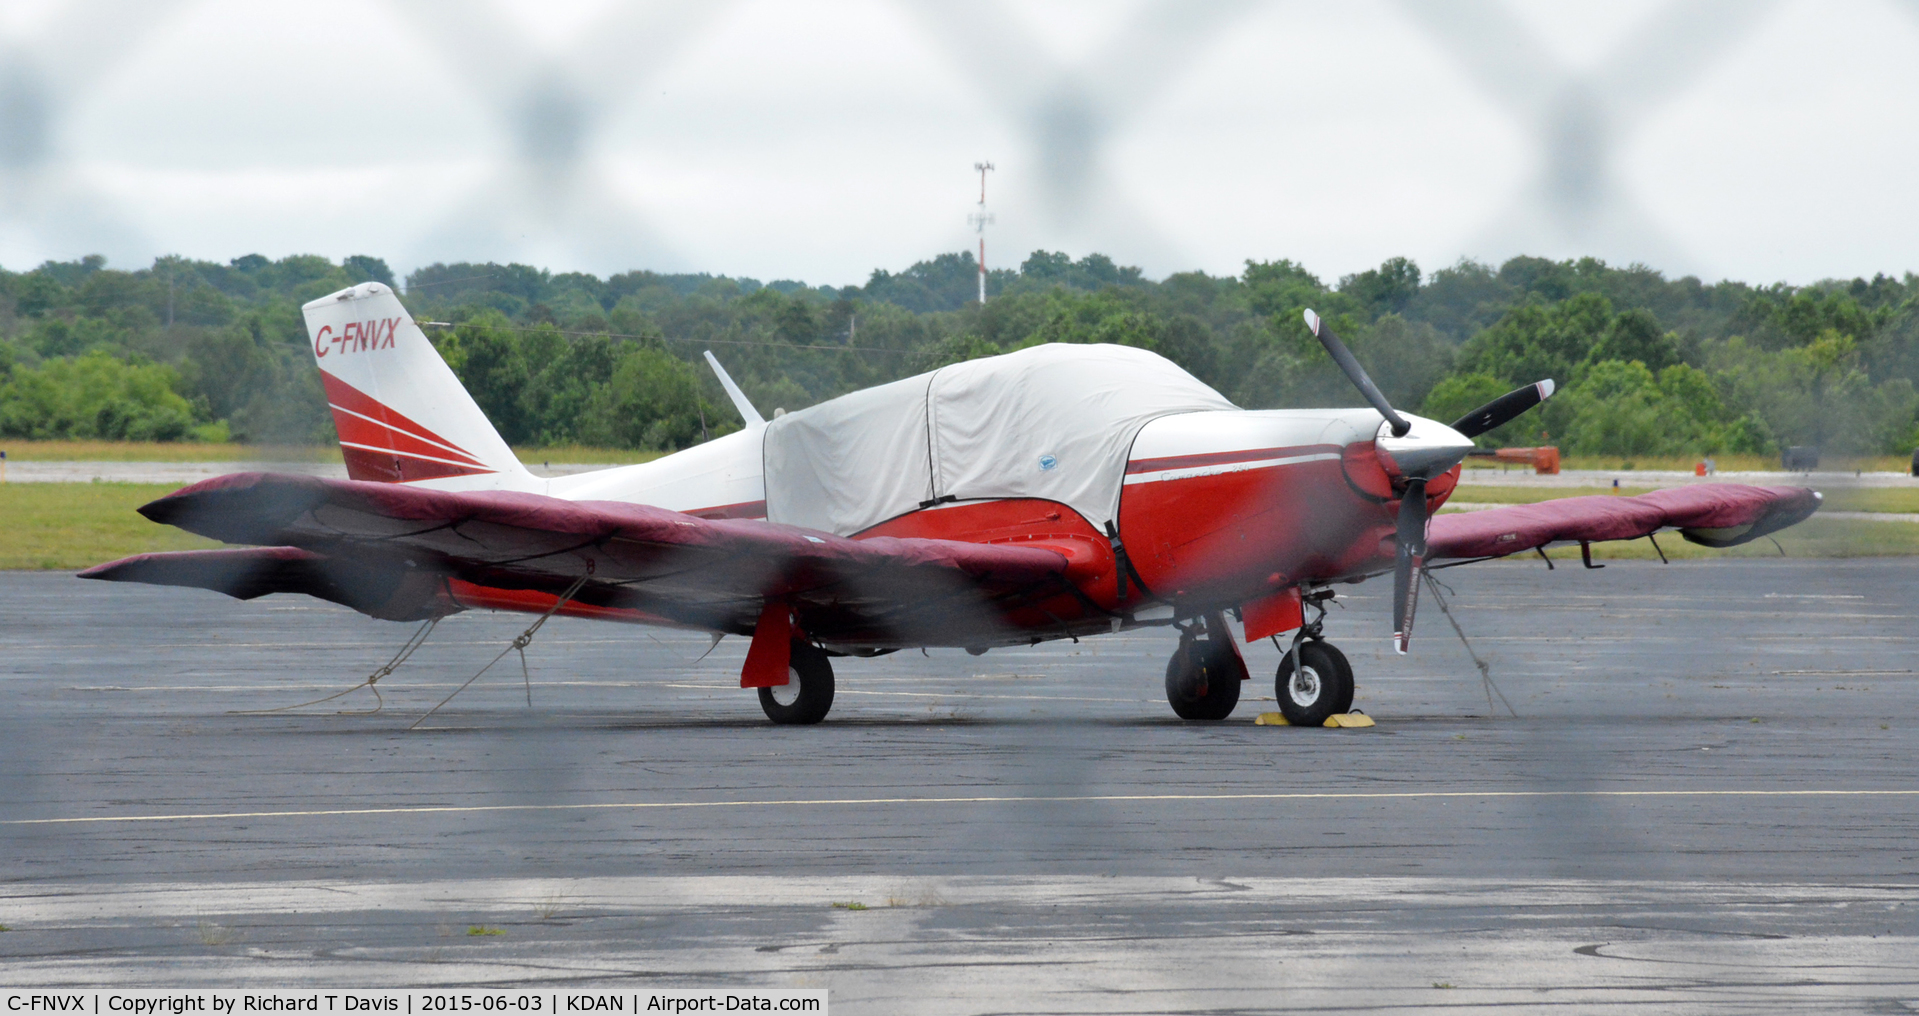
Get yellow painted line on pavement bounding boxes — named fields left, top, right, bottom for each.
left=7, top=788, right=1919, bottom=827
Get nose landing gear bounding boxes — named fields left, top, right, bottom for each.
left=1275, top=641, right=1354, bottom=726
left=1164, top=611, right=1247, bottom=721
left=1274, top=590, right=1353, bottom=726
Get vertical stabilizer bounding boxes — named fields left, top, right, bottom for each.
left=302, top=283, right=534, bottom=489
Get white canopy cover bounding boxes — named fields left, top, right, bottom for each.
left=764, top=342, right=1237, bottom=535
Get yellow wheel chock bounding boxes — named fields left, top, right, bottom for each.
left=1254, top=711, right=1375, bottom=728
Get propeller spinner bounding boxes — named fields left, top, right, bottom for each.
left=1303, top=309, right=1556, bottom=653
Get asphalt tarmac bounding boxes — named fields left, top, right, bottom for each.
left=3, top=559, right=1917, bottom=1011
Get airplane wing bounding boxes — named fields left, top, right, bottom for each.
left=78, top=545, right=367, bottom=603
left=80, top=472, right=1070, bottom=648
left=1427, top=484, right=1822, bottom=561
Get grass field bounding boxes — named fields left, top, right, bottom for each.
left=513, top=446, right=665, bottom=466
left=0, top=483, right=220, bottom=570
left=5, top=480, right=1913, bottom=572
left=0, top=440, right=666, bottom=466
left=0, top=441, right=342, bottom=462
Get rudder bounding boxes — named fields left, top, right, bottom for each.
left=302, top=283, right=533, bottom=489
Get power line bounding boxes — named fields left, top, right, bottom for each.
left=415, top=320, right=925, bottom=355
left=403, top=273, right=499, bottom=291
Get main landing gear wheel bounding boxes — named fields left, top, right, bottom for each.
left=1275, top=640, right=1354, bottom=727
left=759, top=641, right=835, bottom=725
left=1165, top=632, right=1246, bottom=721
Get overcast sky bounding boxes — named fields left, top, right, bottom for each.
left=2, top=0, right=1916, bottom=288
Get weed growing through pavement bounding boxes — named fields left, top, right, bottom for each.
left=535, top=895, right=568, bottom=920
left=195, top=919, right=234, bottom=947
left=467, top=925, right=506, bottom=936
left=930, top=702, right=974, bottom=722
left=885, top=884, right=948, bottom=907
left=830, top=902, right=867, bottom=912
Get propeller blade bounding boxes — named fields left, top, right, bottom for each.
left=1303, top=309, right=1411, bottom=437
left=1391, top=476, right=1429, bottom=655
left=1450, top=379, right=1556, bottom=439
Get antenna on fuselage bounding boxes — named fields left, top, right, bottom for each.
left=703, top=351, right=765, bottom=427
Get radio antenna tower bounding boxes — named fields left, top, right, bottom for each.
left=969, top=161, right=995, bottom=304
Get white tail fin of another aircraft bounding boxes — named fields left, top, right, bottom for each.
left=302, top=283, right=535, bottom=490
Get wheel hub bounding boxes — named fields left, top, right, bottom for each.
left=1289, top=666, right=1322, bottom=707
left=769, top=666, right=802, bottom=706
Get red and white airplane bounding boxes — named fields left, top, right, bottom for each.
left=84, top=283, right=1820, bottom=725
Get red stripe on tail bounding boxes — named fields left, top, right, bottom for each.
left=340, top=445, right=495, bottom=483
left=320, top=372, right=496, bottom=482
left=320, top=373, right=487, bottom=465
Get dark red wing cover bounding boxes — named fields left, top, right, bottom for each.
left=85, top=472, right=1069, bottom=645
left=79, top=546, right=320, bottom=599
left=77, top=546, right=459, bottom=622
left=1427, top=484, right=1822, bottom=560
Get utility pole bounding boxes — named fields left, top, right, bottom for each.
left=969, top=161, right=994, bottom=304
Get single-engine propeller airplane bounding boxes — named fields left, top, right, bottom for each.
left=84, top=283, right=1821, bottom=725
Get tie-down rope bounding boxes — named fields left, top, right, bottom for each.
left=1422, top=569, right=1518, bottom=719
left=230, top=617, right=439, bottom=716
left=408, top=570, right=594, bottom=731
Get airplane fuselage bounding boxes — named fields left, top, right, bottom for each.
left=446, top=408, right=1458, bottom=648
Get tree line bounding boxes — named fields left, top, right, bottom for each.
left=1, top=247, right=1915, bottom=458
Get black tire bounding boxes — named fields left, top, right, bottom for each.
left=1165, top=636, right=1245, bottom=721
left=1314, top=640, right=1356, bottom=715
left=1275, top=640, right=1354, bottom=727
left=758, top=641, right=835, bottom=725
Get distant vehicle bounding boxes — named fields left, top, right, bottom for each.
left=84, top=287, right=1821, bottom=725
left=1784, top=446, right=1821, bottom=471
left=1464, top=445, right=1559, bottom=475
